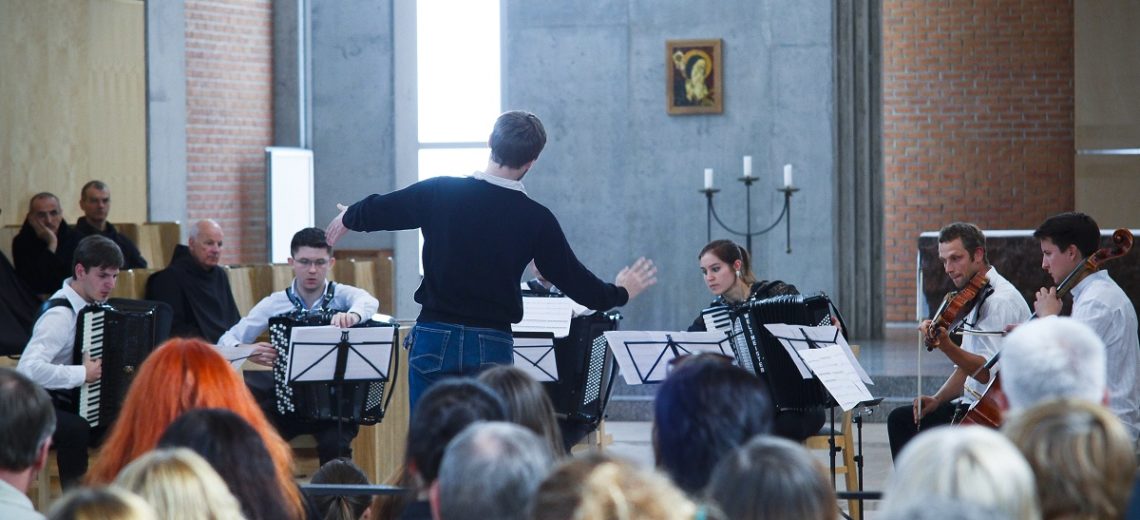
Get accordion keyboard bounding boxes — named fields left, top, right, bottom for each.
left=701, top=306, right=732, bottom=333
left=78, top=309, right=106, bottom=427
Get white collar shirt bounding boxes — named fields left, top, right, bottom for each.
left=1070, top=270, right=1140, bottom=441
left=16, top=279, right=92, bottom=390
left=216, top=279, right=380, bottom=349
left=960, top=267, right=1031, bottom=403
left=472, top=170, right=528, bottom=195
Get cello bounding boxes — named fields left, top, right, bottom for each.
left=958, top=228, right=1135, bottom=427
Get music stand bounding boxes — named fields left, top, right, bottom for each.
left=603, top=331, right=732, bottom=385
left=285, top=325, right=394, bottom=459
left=511, top=332, right=559, bottom=382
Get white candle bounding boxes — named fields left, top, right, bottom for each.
left=704, top=168, right=714, bottom=189
left=743, top=156, right=753, bottom=178
left=783, top=164, right=793, bottom=187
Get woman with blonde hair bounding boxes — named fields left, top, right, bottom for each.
left=114, top=448, right=245, bottom=520
left=47, top=487, right=156, bottom=520
left=478, top=365, right=565, bottom=457
left=1004, top=399, right=1135, bottom=520
left=530, top=453, right=704, bottom=520
left=883, top=426, right=1040, bottom=520
left=85, top=338, right=304, bottom=519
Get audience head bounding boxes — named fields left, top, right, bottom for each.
left=1034, top=212, right=1101, bottom=285
left=477, top=365, right=565, bottom=457
left=187, top=219, right=224, bottom=270
left=78, top=180, right=112, bottom=227
left=47, top=486, right=157, bottom=520
left=158, top=408, right=295, bottom=520
left=0, top=368, right=55, bottom=479
left=435, top=422, right=553, bottom=520
left=1004, top=399, right=1135, bottom=520
left=87, top=339, right=301, bottom=518
left=530, top=453, right=700, bottom=520
left=490, top=111, right=546, bottom=169
left=705, top=436, right=837, bottom=520
left=653, top=353, right=773, bottom=494
left=71, top=235, right=123, bottom=302
left=1002, top=316, right=1107, bottom=411
left=880, top=497, right=1008, bottom=520
left=27, top=192, right=62, bottom=234
left=113, top=447, right=245, bottom=520
left=884, top=426, right=1039, bottom=520
left=289, top=227, right=335, bottom=292
left=310, top=458, right=372, bottom=520
left=698, top=239, right=756, bottom=294
left=405, top=378, right=507, bottom=486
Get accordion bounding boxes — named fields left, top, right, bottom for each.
left=541, top=311, right=622, bottom=426
left=723, top=294, right=835, bottom=412
left=70, top=300, right=165, bottom=428
left=268, top=310, right=397, bottom=425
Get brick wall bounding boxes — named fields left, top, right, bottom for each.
left=882, top=0, right=1074, bottom=322
left=185, top=0, right=272, bottom=264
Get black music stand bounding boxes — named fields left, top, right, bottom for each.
left=604, top=331, right=733, bottom=384
left=285, top=325, right=393, bottom=459
left=511, top=332, right=559, bottom=382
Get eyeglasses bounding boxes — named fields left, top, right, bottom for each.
left=294, top=258, right=330, bottom=268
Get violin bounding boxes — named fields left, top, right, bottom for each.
left=958, top=228, right=1134, bottom=428
left=925, top=266, right=990, bottom=351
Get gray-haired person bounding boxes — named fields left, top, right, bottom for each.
left=0, top=367, right=56, bottom=520
left=432, top=422, right=553, bottom=520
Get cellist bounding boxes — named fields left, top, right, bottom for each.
left=1030, top=212, right=1140, bottom=444
left=887, top=223, right=1030, bottom=459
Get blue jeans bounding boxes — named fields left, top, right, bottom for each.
left=405, top=321, right=514, bottom=414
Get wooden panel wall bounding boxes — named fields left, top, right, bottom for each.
left=0, top=0, right=146, bottom=227
left=1075, top=1, right=1140, bottom=228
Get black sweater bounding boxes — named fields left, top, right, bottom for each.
left=343, top=176, right=628, bottom=331
left=58, top=217, right=148, bottom=270
left=144, top=245, right=241, bottom=343
left=12, top=220, right=74, bottom=296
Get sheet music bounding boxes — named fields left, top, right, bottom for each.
left=512, top=336, right=559, bottom=382
left=286, top=325, right=394, bottom=383
left=604, top=331, right=731, bottom=385
left=214, top=344, right=257, bottom=370
left=763, top=324, right=873, bottom=385
left=796, top=345, right=875, bottom=411
left=512, top=297, right=574, bottom=338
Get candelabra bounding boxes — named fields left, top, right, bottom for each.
left=699, top=162, right=798, bottom=254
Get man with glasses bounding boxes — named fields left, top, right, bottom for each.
left=12, top=192, right=75, bottom=298
left=218, top=227, right=379, bottom=463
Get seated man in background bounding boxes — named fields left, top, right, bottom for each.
left=217, top=227, right=378, bottom=464
left=17, top=235, right=123, bottom=488
left=0, top=367, right=55, bottom=520
left=12, top=192, right=74, bottom=298
left=58, top=181, right=147, bottom=270
left=0, top=207, right=39, bottom=356
left=145, top=219, right=240, bottom=344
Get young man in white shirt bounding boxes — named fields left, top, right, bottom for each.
left=887, top=222, right=1031, bottom=458
left=218, top=227, right=379, bottom=463
left=1031, top=211, right=1140, bottom=444
left=17, top=235, right=122, bottom=488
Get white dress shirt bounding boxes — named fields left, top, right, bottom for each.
left=960, top=268, right=1031, bottom=403
left=0, top=479, right=44, bottom=520
left=217, top=279, right=379, bottom=348
left=472, top=170, right=527, bottom=195
left=16, top=279, right=90, bottom=390
left=1071, top=270, right=1140, bottom=440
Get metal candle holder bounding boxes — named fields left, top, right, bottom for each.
left=699, top=175, right=798, bottom=254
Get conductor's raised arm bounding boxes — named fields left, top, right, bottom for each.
left=324, top=203, right=351, bottom=246
left=615, top=257, right=658, bottom=301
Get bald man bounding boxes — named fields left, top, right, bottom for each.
left=144, top=220, right=241, bottom=343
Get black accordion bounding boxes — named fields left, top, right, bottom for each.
left=70, top=299, right=167, bottom=428
left=268, top=310, right=397, bottom=425
left=724, top=294, right=835, bottom=412
left=541, top=311, right=622, bottom=426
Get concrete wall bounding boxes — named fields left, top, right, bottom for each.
left=503, top=0, right=838, bottom=331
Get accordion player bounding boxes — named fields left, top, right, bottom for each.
left=267, top=308, right=398, bottom=426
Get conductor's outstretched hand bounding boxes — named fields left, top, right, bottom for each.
left=615, top=257, right=658, bottom=301
left=325, top=203, right=351, bottom=246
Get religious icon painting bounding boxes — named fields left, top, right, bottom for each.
left=666, top=39, right=723, bottom=115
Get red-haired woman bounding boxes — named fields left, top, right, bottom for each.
left=85, top=338, right=305, bottom=519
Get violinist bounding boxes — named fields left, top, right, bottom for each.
left=887, top=223, right=1030, bottom=459
left=1030, top=212, right=1140, bottom=443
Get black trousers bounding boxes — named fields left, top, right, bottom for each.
left=53, top=408, right=92, bottom=489
left=244, top=371, right=359, bottom=464
left=886, top=401, right=961, bottom=459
